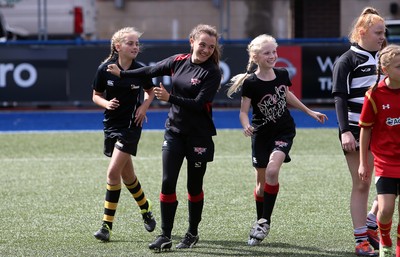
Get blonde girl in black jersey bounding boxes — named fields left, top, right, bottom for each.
left=92, top=27, right=156, bottom=242
left=227, top=34, right=327, bottom=246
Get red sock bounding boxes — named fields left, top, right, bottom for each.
left=378, top=220, right=392, bottom=247
left=396, top=224, right=400, bottom=257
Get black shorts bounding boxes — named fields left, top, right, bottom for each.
left=251, top=126, right=295, bottom=168
left=103, top=127, right=142, bottom=157
left=376, top=176, right=400, bottom=195
left=162, top=129, right=214, bottom=162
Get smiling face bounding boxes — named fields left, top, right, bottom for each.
left=190, top=32, right=217, bottom=64
left=253, top=42, right=278, bottom=69
left=116, top=33, right=140, bottom=60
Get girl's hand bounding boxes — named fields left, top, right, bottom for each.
left=106, top=97, right=119, bottom=110
left=107, top=64, right=121, bottom=77
left=341, top=131, right=357, bottom=152
left=153, top=83, right=170, bottom=102
left=311, top=111, right=328, bottom=124
left=358, top=163, right=371, bottom=182
left=134, top=105, right=147, bottom=127
left=243, top=124, right=254, bottom=137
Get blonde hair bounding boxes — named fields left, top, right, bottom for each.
left=371, top=44, right=400, bottom=91
left=348, top=7, right=384, bottom=44
left=227, top=34, right=278, bottom=98
left=189, top=24, right=221, bottom=65
left=102, top=27, right=143, bottom=63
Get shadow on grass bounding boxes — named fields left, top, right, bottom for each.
left=179, top=239, right=357, bottom=257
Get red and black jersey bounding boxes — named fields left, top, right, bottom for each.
left=121, top=53, right=221, bottom=137
left=359, top=78, right=400, bottom=178
left=242, top=68, right=294, bottom=133
left=92, top=60, right=154, bottom=131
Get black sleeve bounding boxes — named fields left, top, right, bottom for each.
left=120, top=56, right=174, bottom=78
left=333, top=92, right=350, bottom=134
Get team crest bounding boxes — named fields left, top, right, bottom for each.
left=194, top=147, right=207, bottom=155
left=191, top=78, right=201, bottom=86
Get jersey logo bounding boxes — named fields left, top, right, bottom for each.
left=131, top=84, right=139, bottom=90
left=191, top=78, right=201, bottom=86
left=361, top=68, right=371, bottom=72
left=163, top=140, right=168, bottom=147
left=386, top=117, right=400, bottom=126
left=193, top=147, right=207, bottom=155
left=382, top=104, right=390, bottom=110
left=107, top=80, right=114, bottom=87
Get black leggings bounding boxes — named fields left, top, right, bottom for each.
left=161, top=149, right=207, bottom=196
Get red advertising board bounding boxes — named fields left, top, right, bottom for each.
left=276, top=45, right=302, bottom=99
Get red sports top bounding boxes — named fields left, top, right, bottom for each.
left=359, top=78, right=400, bottom=178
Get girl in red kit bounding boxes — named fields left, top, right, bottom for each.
left=359, top=44, right=400, bottom=257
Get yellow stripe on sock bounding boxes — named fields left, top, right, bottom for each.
left=137, top=198, right=147, bottom=207
left=104, top=201, right=118, bottom=210
left=132, top=189, right=143, bottom=198
left=125, top=179, right=139, bottom=189
left=107, top=184, right=121, bottom=191
left=103, top=214, right=114, bottom=223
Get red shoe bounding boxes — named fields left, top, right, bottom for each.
left=367, top=229, right=380, bottom=250
left=355, top=241, right=378, bottom=256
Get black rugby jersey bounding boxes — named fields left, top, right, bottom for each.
left=332, top=45, right=379, bottom=129
left=92, top=60, right=154, bottom=130
left=121, top=53, right=221, bottom=137
left=242, top=68, right=294, bottom=132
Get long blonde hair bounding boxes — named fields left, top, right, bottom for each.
left=371, top=44, right=400, bottom=91
left=226, top=34, right=277, bottom=98
left=102, top=27, right=143, bottom=63
left=348, top=7, right=384, bottom=44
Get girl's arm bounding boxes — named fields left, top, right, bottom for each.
left=358, top=127, right=372, bottom=181
left=92, top=90, right=119, bottom=110
left=286, top=89, right=327, bottom=123
left=134, top=87, right=155, bottom=127
left=239, top=96, right=253, bottom=137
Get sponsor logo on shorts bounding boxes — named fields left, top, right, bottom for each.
left=116, top=141, right=124, bottom=148
left=252, top=157, right=257, bottom=164
left=275, top=140, right=288, bottom=147
left=193, top=147, right=206, bottom=155
left=163, top=140, right=168, bottom=147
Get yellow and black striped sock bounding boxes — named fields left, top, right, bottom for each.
left=102, top=183, right=121, bottom=230
left=125, top=178, right=149, bottom=211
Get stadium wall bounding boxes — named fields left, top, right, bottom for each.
left=0, top=40, right=352, bottom=108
